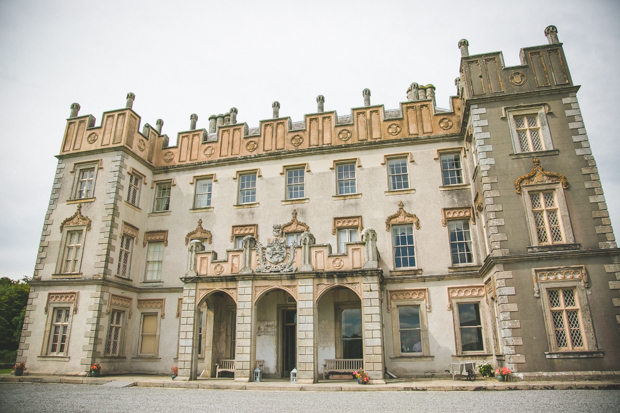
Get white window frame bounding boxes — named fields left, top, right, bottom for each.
left=70, top=161, right=100, bottom=200
left=104, top=309, right=125, bottom=357
left=194, top=177, right=213, bottom=209
left=138, top=312, right=160, bottom=357
left=145, top=241, right=164, bottom=281
left=238, top=172, right=257, bottom=204
left=56, top=226, right=86, bottom=275
left=521, top=183, right=574, bottom=247
left=391, top=224, right=416, bottom=269
left=285, top=167, right=305, bottom=200
left=448, top=220, right=474, bottom=265
left=45, top=305, right=73, bottom=356
left=117, top=235, right=134, bottom=278
left=285, top=232, right=302, bottom=246
left=506, top=106, right=553, bottom=154
left=440, top=153, right=464, bottom=186
left=390, top=299, right=430, bottom=357
left=127, top=172, right=142, bottom=207
left=336, top=162, right=357, bottom=195
left=337, top=228, right=358, bottom=254
left=386, top=157, right=410, bottom=191
left=153, top=181, right=171, bottom=212
left=450, top=296, right=490, bottom=355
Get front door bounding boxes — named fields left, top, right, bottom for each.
left=282, top=309, right=297, bottom=377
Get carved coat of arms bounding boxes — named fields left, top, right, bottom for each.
left=255, top=224, right=296, bottom=273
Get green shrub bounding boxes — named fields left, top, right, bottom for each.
left=478, top=362, right=494, bottom=377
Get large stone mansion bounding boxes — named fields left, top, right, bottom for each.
left=19, top=26, right=620, bottom=382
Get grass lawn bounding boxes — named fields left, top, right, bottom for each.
left=0, top=368, right=14, bottom=375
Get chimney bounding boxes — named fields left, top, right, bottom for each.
left=362, top=88, right=371, bottom=106
left=216, top=114, right=224, bottom=128
left=230, top=107, right=238, bottom=124
left=272, top=101, right=280, bottom=119
left=69, top=103, right=80, bottom=118
left=545, top=25, right=559, bottom=44
left=190, top=114, right=198, bottom=130
left=316, top=95, right=325, bottom=113
left=458, top=39, right=469, bottom=57
left=126, top=92, right=135, bottom=109
left=408, top=83, right=419, bottom=101
left=208, top=115, right=217, bottom=133
left=156, top=119, right=163, bottom=134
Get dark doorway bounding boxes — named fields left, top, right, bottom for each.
left=282, top=309, right=297, bottom=377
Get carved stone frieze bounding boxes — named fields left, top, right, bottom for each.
left=45, top=291, right=79, bottom=314
left=144, top=230, right=169, bottom=247
left=213, top=264, right=224, bottom=275
left=385, top=201, right=420, bottom=231
left=106, top=293, right=132, bottom=318
left=60, top=204, right=91, bottom=232
left=441, top=207, right=475, bottom=227
left=121, top=221, right=139, bottom=244
left=137, top=298, right=166, bottom=318
left=533, top=265, right=588, bottom=297
left=163, top=151, right=174, bottom=163
left=231, top=224, right=257, bottom=242
left=446, top=285, right=485, bottom=310
left=281, top=210, right=309, bottom=234
left=185, top=219, right=213, bottom=245
left=387, top=288, right=430, bottom=312
left=332, top=258, right=344, bottom=269
left=332, top=216, right=363, bottom=235
left=514, top=158, right=569, bottom=194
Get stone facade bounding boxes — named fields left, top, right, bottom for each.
left=19, top=26, right=620, bottom=381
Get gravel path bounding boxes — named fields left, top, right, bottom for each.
left=1, top=383, right=619, bottom=412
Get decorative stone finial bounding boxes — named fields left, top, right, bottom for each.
left=272, top=101, right=280, bottom=119
left=545, top=25, right=559, bottom=44
left=156, top=119, right=163, bottom=134
left=362, top=88, right=371, bottom=106
left=69, top=103, right=80, bottom=118
left=230, top=107, right=238, bottom=124
left=316, top=95, right=325, bottom=113
left=458, top=39, right=469, bottom=57
left=126, top=93, right=135, bottom=109
left=190, top=114, right=198, bottom=130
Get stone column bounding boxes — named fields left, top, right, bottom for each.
left=299, top=232, right=316, bottom=272
left=361, top=228, right=378, bottom=269
left=234, top=279, right=253, bottom=381
left=239, top=236, right=256, bottom=274
left=69, top=103, right=80, bottom=118
left=362, top=275, right=385, bottom=383
left=177, top=282, right=198, bottom=380
left=296, top=278, right=315, bottom=383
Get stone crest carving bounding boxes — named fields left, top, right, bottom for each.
left=514, top=158, right=568, bottom=194
left=446, top=286, right=485, bottom=310
left=332, top=258, right=344, bottom=269
left=185, top=219, right=213, bottom=245
left=441, top=207, right=474, bottom=227
left=87, top=133, right=98, bottom=144
left=214, top=264, right=224, bottom=275
left=245, top=141, right=258, bottom=152
left=137, top=139, right=146, bottom=152
left=60, top=204, right=91, bottom=232
left=204, top=146, right=215, bottom=157
left=387, top=288, right=430, bottom=312
left=385, top=201, right=420, bottom=231
left=291, top=135, right=303, bottom=147
left=163, top=151, right=174, bottom=163
left=46, top=291, right=79, bottom=314
left=255, top=225, right=296, bottom=273
left=137, top=298, right=165, bottom=318
left=387, top=124, right=401, bottom=136
left=439, top=118, right=453, bottom=130
left=281, top=210, right=309, bottom=233
left=338, top=129, right=352, bottom=141
left=509, top=71, right=527, bottom=86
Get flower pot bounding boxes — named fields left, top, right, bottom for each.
left=497, top=375, right=505, bottom=382
left=14, top=368, right=23, bottom=377
left=357, top=378, right=368, bottom=385
left=91, top=370, right=100, bottom=377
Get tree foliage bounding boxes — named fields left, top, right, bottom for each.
left=0, top=277, right=30, bottom=352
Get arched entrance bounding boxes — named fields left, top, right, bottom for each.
left=253, top=288, right=297, bottom=379
left=316, top=286, right=362, bottom=380
left=195, top=291, right=237, bottom=378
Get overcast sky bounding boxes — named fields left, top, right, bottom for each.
left=0, top=0, right=618, bottom=280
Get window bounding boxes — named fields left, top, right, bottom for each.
left=238, top=173, right=257, bottom=204
left=547, top=288, right=585, bottom=351
left=62, top=230, right=84, bottom=273
left=387, top=158, right=410, bottom=191
left=117, top=235, right=134, bottom=278
left=529, top=191, right=563, bottom=244
left=389, top=289, right=430, bottom=357
left=197, top=306, right=205, bottom=357
left=398, top=305, right=422, bottom=353
left=392, top=224, right=415, bottom=268
left=440, top=154, right=463, bottom=186
left=139, top=313, right=159, bottom=356
left=449, top=221, right=473, bottom=264
left=286, top=168, right=305, bottom=200
left=506, top=107, right=553, bottom=154
left=456, top=303, right=484, bottom=352
left=127, top=173, right=142, bottom=207
left=47, top=307, right=71, bottom=355
left=337, top=228, right=358, bottom=254
left=105, top=310, right=124, bottom=356
left=286, top=232, right=302, bottom=246
left=340, top=308, right=362, bottom=359
left=194, top=178, right=213, bottom=208
left=76, top=168, right=95, bottom=199
left=145, top=242, right=164, bottom=281
left=233, top=236, right=245, bottom=249
left=153, top=182, right=171, bottom=212
left=336, top=163, right=356, bottom=195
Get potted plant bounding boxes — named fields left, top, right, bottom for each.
left=352, top=369, right=370, bottom=385
left=90, top=363, right=102, bottom=377
left=495, top=366, right=511, bottom=382
left=171, top=366, right=178, bottom=380
left=13, top=362, right=26, bottom=377
left=478, top=361, right=494, bottom=378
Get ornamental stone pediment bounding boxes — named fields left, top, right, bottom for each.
left=514, top=158, right=568, bottom=194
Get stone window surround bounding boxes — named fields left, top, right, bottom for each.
left=68, top=159, right=103, bottom=201
left=387, top=288, right=431, bottom=358
left=442, top=207, right=477, bottom=266
left=520, top=182, right=575, bottom=247
left=136, top=309, right=162, bottom=358
left=234, top=169, right=260, bottom=205
left=447, top=285, right=491, bottom=356
left=40, top=292, right=79, bottom=357
left=55, top=226, right=87, bottom=276
left=152, top=180, right=173, bottom=213
left=382, top=153, right=415, bottom=193
left=331, top=157, right=361, bottom=197
left=503, top=104, right=554, bottom=154
left=117, top=222, right=139, bottom=280
left=283, top=165, right=307, bottom=201
left=104, top=308, right=127, bottom=358
left=435, top=147, right=467, bottom=187
left=126, top=168, right=146, bottom=208
left=190, top=174, right=216, bottom=210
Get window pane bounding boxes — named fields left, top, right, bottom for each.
left=449, top=221, right=473, bottom=264
left=441, top=154, right=463, bottom=185
left=388, top=158, right=409, bottom=191
left=341, top=308, right=362, bottom=359
left=460, top=327, right=484, bottom=351
left=392, top=225, right=415, bottom=268
left=337, top=164, right=356, bottom=195
left=458, top=303, right=481, bottom=327
left=400, top=329, right=422, bottom=353
left=286, top=169, right=305, bottom=199
left=195, top=178, right=213, bottom=208
left=239, top=174, right=257, bottom=203
left=398, top=306, right=420, bottom=329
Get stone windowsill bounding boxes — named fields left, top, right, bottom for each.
left=51, top=273, right=82, bottom=278
left=37, top=356, right=70, bottom=361
left=234, top=202, right=259, bottom=209
left=140, top=280, right=164, bottom=286
left=132, top=357, right=161, bottom=362
left=448, top=264, right=482, bottom=273
left=391, top=355, right=434, bottom=361
left=385, top=189, right=416, bottom=196
left=527, top=243, right=581, bottom=253
left=191, top=207, right=214, bottom=213
left=390, top=269, right=423, bottom=276
left=452, top=353, right=493, bottom=359
left=149, top=210, right=171, bottom=217
left=114, top=275, right=133, bottom=282
left=67, top=197, right=95, bottom=204
left=124, top=201, right=142, bottom=212
left=510, top=149, right=560, bottom=159
left=333, top=193, right=362, bottom=200
left=100, top=356, right=128, bottom=361
left=281, top=198, right=309, bottom=205
left=545, top=351, right=604, bottom=359
left=439, top=183, right=470, bottom=191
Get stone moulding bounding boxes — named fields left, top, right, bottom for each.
left=254, top=285, right=297, bottom=303
left=332, top=216, right=363, bottom=235
left=144, top=230, right=169, bottom=247
left=387, top=288, right=430, bottom=312
left=446, top=285, right=485, bottom=310
left=45, top=291, right=79, bottom=314
left=106, top=293, right=132, bottom=318
left=281, top=210, right=309, bottom=233
left=60, top=204, right=91, bottom=232
left=230, top=224, right=257, bottom=242
left=186, top=219, right=213, bottom=245
left=316, top=281, right=362, bottom=300
left=120, top=221, right=139, bottom=244
left=441, top=207, right=475, bottom=227
left=176, top=297, right=183, bottom=318
left=532, top=265, right=588, bottom=298
left=385, top=201, right=420, bottom=231
left=514, top=158, right=569, bottom=194
left=137, top=298, right=166, bottom=318
left=197, top=288, right=238, bottom=305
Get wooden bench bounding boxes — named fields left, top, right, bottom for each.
left=322, top=358, right=363, bottom=380
left=215, top=359, right=235, bottom=378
